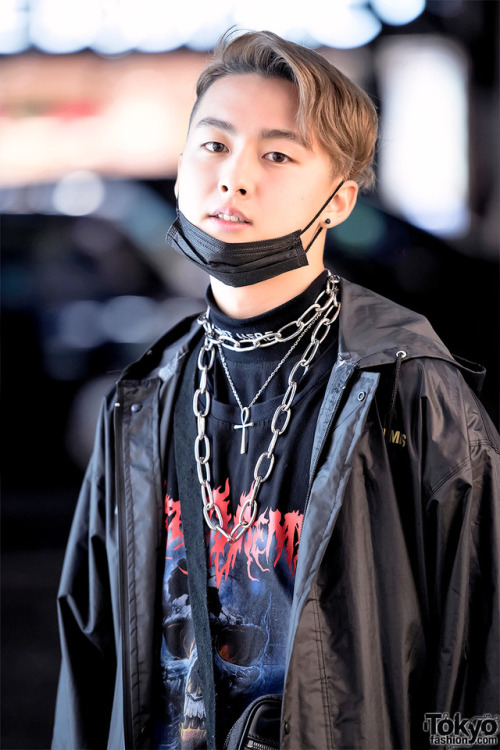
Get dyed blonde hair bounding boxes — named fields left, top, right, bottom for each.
left=193, top=29, right=378, bottom=190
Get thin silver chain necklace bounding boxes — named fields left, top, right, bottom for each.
left=216, top=314, right=319, bottom=454
left=193, top=273, right=341, bottom=543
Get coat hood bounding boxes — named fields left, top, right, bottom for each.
left=337, top=277, right=486, bottom=393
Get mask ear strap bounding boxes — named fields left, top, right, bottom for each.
left=301, top=179, right=345, bottom=238
left=304, top=226, right=324, bottom=252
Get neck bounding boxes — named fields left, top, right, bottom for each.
left=210, top=259, right=326, bottom=319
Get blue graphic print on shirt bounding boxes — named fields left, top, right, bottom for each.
left=155, top=482, right=303, bottom=750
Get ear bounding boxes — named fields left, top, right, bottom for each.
left=174, top=153, right=183, bottom=199
left=322, top=180, right=359, bottom=228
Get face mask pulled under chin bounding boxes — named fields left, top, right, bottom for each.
left=165, top=181, right=344, bottom=288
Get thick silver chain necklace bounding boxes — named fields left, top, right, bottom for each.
left=193, top=273, right=340, bottom=543
left=197, top=275, right=337, bottom=351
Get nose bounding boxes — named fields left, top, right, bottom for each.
left=186, top=655, right=202, bottom=699
left=219, top=183, right=247, bottom=196
left=218, top=151, right=254, bottom=197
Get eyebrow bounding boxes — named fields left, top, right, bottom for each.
left=195, top=117, right=309, bottom=149
left=196, top=117, right=236, bottom=133
left=260, top=128, right=309, bottom=148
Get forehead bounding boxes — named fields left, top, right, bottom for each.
left=190, top=73, right=301, bottom=132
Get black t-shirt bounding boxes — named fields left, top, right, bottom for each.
left=155, top=271, right=339, bottom=749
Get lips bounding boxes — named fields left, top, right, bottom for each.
left=209, top=207, right=250, bottom=224
left=214, top=213, right=247, bottom=223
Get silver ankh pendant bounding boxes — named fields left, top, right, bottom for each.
left=234, top=406, right=255, bottom=454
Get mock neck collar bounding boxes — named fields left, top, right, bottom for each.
left=205, top=270, right=329, bottom=336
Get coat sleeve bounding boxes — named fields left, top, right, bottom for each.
left=52, top=398, right=118, bottom=749
left=398, top=358, right=500, bottom=717
left=426, top=408, right=500, bottom=715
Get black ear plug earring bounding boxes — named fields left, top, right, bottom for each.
left=325, top=218, right=331, bottom=225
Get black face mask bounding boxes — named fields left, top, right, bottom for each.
left=166, top=181, right=344, bottom=288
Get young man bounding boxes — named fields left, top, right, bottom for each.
left=52, top=30, right=500, bottom=750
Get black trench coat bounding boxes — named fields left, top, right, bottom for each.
left=52, top=278, right=500, bottom=749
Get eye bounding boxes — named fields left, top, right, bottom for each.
left=164, top=619, right=195, bottom=660
left=203, top=141, right=227, bottom=153
left=264, top=151, right=290, bottom=164
left=215, top=624, right=267, bottom=666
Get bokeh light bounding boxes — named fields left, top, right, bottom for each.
left=52, top=171, right=106, bottom=216
left=0, top=0, right=427, bottom=54
left=377, top=36, right=469, bottom=236
left=371, top=0, right=426, bottom=25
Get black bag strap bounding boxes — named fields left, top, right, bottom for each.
left=174, top=341, right=217, bottom=750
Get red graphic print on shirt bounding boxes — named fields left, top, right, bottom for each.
left=164, top=480, right=303, bottom=587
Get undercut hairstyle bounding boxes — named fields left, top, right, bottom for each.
left=193, top=29, right=378, bottom=190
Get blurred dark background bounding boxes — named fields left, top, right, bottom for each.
left=1, top=1, right=499, bottom=747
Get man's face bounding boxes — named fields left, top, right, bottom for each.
left=176, top=73, right=340, bottom=249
